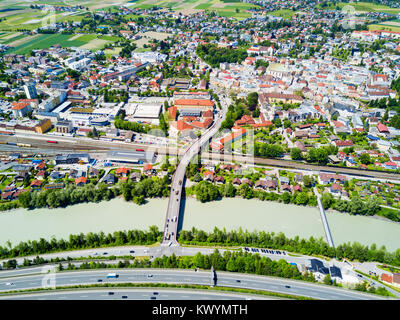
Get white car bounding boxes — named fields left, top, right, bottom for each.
left=5, top=282, right=14, bottom=286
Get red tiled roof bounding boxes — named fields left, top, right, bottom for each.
left=12, top=102, right=30, bottom=110
left=75, top=176, right=87, bottom=184
left=116, top=167, right=129, bottom=174
left=334, top=140, right=353, bottom=147
left=377, top=122, right=389, bottom=133
left=174, top=99, right=214, bottom=107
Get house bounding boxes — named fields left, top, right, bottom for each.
left=88, top=167, right=100, bottom=178
left=232, top=178, right=241, bottom=186
left=330, top=183, right=343, bottom=195
left=75, top=176, right=87, bottom=186
left=333, top=140, right=354, bottom=148
left=281, top=183, right=291, bottom=192
left=265, top=179, right=277, bottom=190
left=203, top=171, right=214, bottom=182
left=318, top=173, right=346, bottom=185
left=1, top=191, right=15, bottom=201
left=30, top=179, right=43, bottom=189
left=293, top=185, right=302, bottom=192
left=306, top=259, right=330, bottom=279
left=35, top=161, right=47, bottom=171
left=294, top=173, right=303, bottom=184
left=143, top=164, right=155, bottom=175
left=103, top=173, right=116, bottom=185
left=14, top=171, right=29, bottom=182
left=49, top=171, right=65, bottom=180
left=255, top=180, right=267, bottom=189
left=116, top=167, right=130, bottom=178
left=130, top=171, right=142, bottom=182
left=69, top=169, right=78, bottom=179
left=44, top=183, right=64, bottom=190
left=280, top=176, right=290, bottom=185
left=36, top=170, right=46, bottom=180
left=241, top=178, right=252, bottom=186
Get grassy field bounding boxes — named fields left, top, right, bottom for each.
left=369, top=24, right=400, bottom=32
left=268, top=9, right=297, bottom=19
left=131, top=0, right=258, bottom=19
left=318, top=1, right=400, bottom=14
left=5, top=33, right=119, bottom=54
left=0, top=8, right=87, bottom=31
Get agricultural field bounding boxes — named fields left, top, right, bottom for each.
left=5, top=33, right=119, bottom=55
left=317, top=1, right=400, bottom=14
left=131, top=0, right=259, bottom=19
left=0, top=7, right=87, bottom=31
left=368, top=23, right=400, bottom=32
left=268, top=9, right=297, bottom=19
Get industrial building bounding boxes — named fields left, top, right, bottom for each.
left=125, top=103, right=162, bottom=125
left=107, top=150, right=156, bottom=164
left=55, top=153, right=90, bottom=165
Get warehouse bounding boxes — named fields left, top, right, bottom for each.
left=125, top=103, right=162, bottom=125
left=55, top=153, right=90, bottom=164
left=107, top=150, right=156, bottom=164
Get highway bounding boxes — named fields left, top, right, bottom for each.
left=0, top=268, right=388, bottom=300
left=0, top=288, right=268, bottom=300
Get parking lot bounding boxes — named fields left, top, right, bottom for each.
left=243, top=247, right=287, bottom=256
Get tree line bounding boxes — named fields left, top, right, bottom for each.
left=0, top=226, right=160, bottom=260
left=17, top=177, right=170, bottom=210
left=178, top=227, right=400, bottom=267
left=186, top=180, right=318, bottom=207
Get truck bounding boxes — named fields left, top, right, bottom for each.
left=106, top=273, right=119, bottom=278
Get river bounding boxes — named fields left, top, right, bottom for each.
left=0, top=197, right=399, bottom=252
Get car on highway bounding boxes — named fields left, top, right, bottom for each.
left=129, top=250, right=135, bottom=254
left=175, top=190, right=179, bottom=195
left=122, top=296, right=128, bottom=299
left=147, top=274, right=153, bottom=278
left=151, top=296, right=156, bottom=300
left=236, top=280, right=241, bottom=283
left=5, top=282, right=14, bottom=286
left=97, top=279, right=103, bottom=282
left=285, top=285, right=291, bottom=288
left=153, top=292, right=159, bottom=295
left=103, top=252, right=108, bottom=255
left=108, top=292, right=114, bottom=295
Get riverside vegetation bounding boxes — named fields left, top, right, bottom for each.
left=0, top=227, right=399, bottom=268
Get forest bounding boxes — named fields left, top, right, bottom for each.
left=196, top=44, right=248, bottom=68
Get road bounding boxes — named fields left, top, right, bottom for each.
left=0, top=268, right=388, bottom=300
left=0, top=288, right=267, bottom=300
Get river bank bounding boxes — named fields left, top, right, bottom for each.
left=0, top=197, right=399, bottom=252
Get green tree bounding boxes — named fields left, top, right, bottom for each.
left=290, top=148, right=302, bottom=160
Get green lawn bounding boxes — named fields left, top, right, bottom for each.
left=318, top=1, right=400, bottom=14
left=369, top=24, right=400, bottom=32
left=268, top=9, right=297, bottom=19
left=6, top=33, right=119, bottom=54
